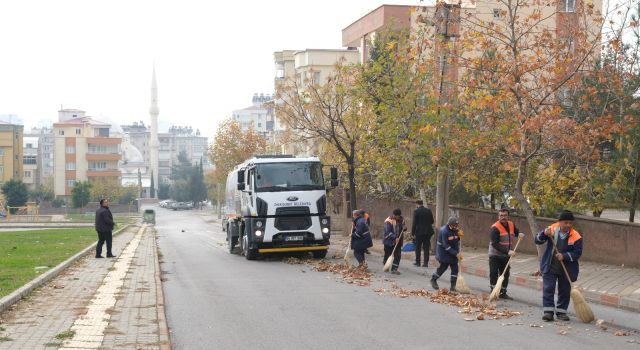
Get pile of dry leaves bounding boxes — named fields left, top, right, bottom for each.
left=313, top=261, right=372, bottom=286
left=373, top=285, right=521, bottom=320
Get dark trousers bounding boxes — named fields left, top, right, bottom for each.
left=489, top=255, right=510, bottom=293
left=414, top=234, right=432, bottom=266
left=353, top=249, right=366, bottom=265
left=432, top=262, right=459, bottom=288
left=542, top=272, right=571, bottom=315
left=96, top=230, right=113, bottom=257
left=383, top=244, right=401, bottom=271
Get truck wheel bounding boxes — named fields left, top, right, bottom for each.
left=242, top=235, right=258, bottom=260
left=312, top=249, right=328, bottom=259
left=228, top=231, right=238, bottom=254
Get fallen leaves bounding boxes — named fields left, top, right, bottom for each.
left=614, top=330, right=631, bottom=336
left=312, top=261, right=372, bottom=287
left=596, top=319, right=607, bottom=331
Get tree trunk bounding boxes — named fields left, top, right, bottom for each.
left=435, top=165, right=449, bottom=227
left=420, top=187, right=427, bottom=205
left=347, top=160, right=357, bottom=213
left=514, top=143, right=543, bottom=273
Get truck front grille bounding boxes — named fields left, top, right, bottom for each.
left=274, top=207, right=311, bottom=230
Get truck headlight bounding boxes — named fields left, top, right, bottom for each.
left=321, top=218, right=329, bottom=225
left=322, top=227, right=329, bottom=234
left=255, top=221, right=263, bottom=228
left=255, top=230, right=263, bottom=237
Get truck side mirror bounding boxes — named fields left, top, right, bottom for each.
left=331, top=179, right=339, bottom=187
left=330, top=167, right=338, bottom=181
left=237, top=183, right=245, bottom=190
left=237, top=170, right=245, bottom=184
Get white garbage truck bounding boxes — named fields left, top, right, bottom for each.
left=225, top=155, right=338, bottom=260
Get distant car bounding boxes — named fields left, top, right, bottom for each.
left=172, top=202, right=192, bottom=210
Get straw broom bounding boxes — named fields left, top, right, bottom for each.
left=455, top=233, right=471, bottom=294
left=489, top=235, right=523, bottom=302
left=551, top=239, right=595, bottom=323
left=383, top=235, right=402, bottom=272
left=344, top=235, right=353, bottom=266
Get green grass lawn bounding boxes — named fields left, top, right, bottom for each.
left=0, top=228, right=97, bottom=298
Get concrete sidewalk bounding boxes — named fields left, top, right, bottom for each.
left=0, top=224, right=169, bottom=350
left=331, top=235, right=640, bottom=313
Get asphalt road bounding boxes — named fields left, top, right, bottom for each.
left=155, top=207, right=640, bottom=350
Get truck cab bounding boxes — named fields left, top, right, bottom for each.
left=225, top=156, right=338, bottom=260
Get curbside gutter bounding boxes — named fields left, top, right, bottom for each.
left=0, top=224, right=132, bottom=314
left=459, top=265, right=640, bottom=313
left=152, top=227, right=172, bottom=350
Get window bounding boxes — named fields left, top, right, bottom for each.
left=493, top=8, right=501, bottom=18
left=0, top=148, right=4, bottom=156
left=88, top=144, right=107, bottom=153
left=561, top=0, right=575, bottom=12
left=258, top=123, right=262, bottom=128
left=26, top=143, right=33, bottom=149
left=89, top=161, right=107, bottom=170
left=65, top=146, right=76, bottom=154
left=23, top=155, right=36, bottom=165
left=313, top=71, right=321, bottom=84
left=66, top=179, right=76, bottom=187
left=59, top=130, right=64, bottom=135
left=76, top=128, right=81, bottom=135
left=0, top=165, right=3, bottom=176
left=65, top=162, right=76, bottom=170
left=24, top=171, right=31, bottom=178
left=98, top=128, right=109, bottom=137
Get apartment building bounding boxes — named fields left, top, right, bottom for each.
left=343, top=1, right=602, bottom=103
left=22, top=136, right=38, bottom=189
left=122, top=122, right=210, bottom=184
left=0, top=121, right=24, bottom=184
left=53, top=109, right=122, bottom=197
left=273, top=48, right=359, bottom=156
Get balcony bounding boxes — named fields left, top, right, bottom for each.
left=87, top=137, right=121, bottom=145
left=87, top=169, right=121, bottom=177
left=86, top=153, right=121, bottom=161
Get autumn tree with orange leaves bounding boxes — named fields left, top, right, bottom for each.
left=206, top=118, right=267, bottom=210
left=453, top=0, right=619, bottom=241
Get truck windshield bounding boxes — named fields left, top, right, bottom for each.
left=255, top=162, right=324, bottom=192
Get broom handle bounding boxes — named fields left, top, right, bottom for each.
left=498, top=237, right=522, bottom=279
left=549, top=236, right=574, bottom=289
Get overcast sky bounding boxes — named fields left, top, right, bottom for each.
left=0, top=0, right=422, bottom=138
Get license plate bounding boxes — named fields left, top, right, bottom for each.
left=285, top=236, right=304, bottom=241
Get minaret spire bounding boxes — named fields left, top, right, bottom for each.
left=149, top=64, right=160, bottom=198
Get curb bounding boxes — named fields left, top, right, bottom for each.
left=0, top=224, right=132, bottom=314
left=459, top=265, right=640, bottom=313
left=331, top=236, right=640, bottom=313
left=152, top=226, right=172, bottom=350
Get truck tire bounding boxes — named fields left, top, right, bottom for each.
left=242, top=235, right=259, bottom=260
left=312, top=249, right=328, bottom=259
left=228, top=231, right=238, bottom=254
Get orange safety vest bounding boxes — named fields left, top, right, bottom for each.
left=488, top=220, right=515, bottom=257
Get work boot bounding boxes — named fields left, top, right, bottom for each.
left=450, top=280, right=457, bottom=293
left=556, top=313, right=570, bottom=321
left=391, top=270, right=401, bottom=275
left=430, top=277, right=439, bottom=290
left=499, top=292, right=514, bottom=300
left=542, top=312, right=554, bottom=322
left=365, top=249, right=371, bottom=255
left=413, top=262, right=420, bottom=266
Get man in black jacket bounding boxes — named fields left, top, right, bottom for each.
left=95, top=198, right=116, bottom=258
left=412, top=200, right=435, bottom=267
